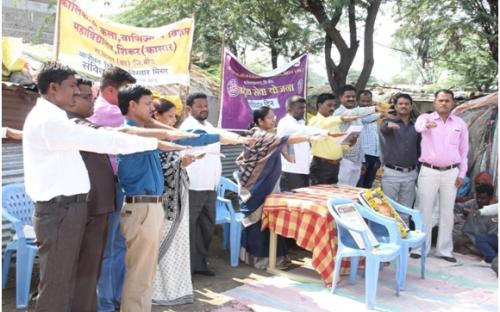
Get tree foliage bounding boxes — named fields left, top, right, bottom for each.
left=298, top=0, right=382, bottom=96
left=392, top=0, right=498, bottom=90
left=116, top=0, right=323, bottom=69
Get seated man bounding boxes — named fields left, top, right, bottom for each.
left=454, top=184, right=496, bottom=255
left=470, top=203, right=498, bottom=264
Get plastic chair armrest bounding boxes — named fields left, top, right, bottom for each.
left=387, top=198, right=424, bottom=231
left=224, top=180, right=239, bottom=194
left=216, top=196, right=235, bottom=218
left=2, top=209, right=25, bottom=240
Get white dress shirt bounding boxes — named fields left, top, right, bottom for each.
left=22, top=97, right=159, bottom=201
left=276, top=114, right=327, bottom=174
left=180, top=115, right=222, bottom=191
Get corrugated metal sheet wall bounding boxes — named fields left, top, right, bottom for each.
left=2, top=84, right=36, bottom=254
left=2, top=143, right=24, bottom=253
left=221, top=144, right=244, bottom=179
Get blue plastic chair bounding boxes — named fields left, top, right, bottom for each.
left=327, top=197, right=401, bottom=310
left=2, top=183, right=38, bottom=309
left=357, top=193, right=426, bottom=290
left=216, top=176, right=244, bottom=267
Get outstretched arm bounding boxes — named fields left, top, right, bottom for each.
left=2, top=127, right=23, bottom=140
left=218, top=129, right=256, bottom=145
left=286, top=134, right=333, bottom=145
left=116, top=126, right=198, bottom=141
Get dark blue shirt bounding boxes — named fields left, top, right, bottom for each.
left=117, top=119, right=164, bottom=196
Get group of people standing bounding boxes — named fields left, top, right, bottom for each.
left=19, top=58, right=487, bottom=312
left=22, top=62, right=253, bottom=312
left=237, top=85, right=473, bottom=268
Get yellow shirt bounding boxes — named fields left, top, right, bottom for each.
left=308, top=113, right=347, bottom=160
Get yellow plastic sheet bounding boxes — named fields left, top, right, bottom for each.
left=2, top=37, right=25, bottom=75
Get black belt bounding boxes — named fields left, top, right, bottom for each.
left=42, top=193, right=88, bottom=204
left=422, top=162, right=458, bottom=171
left=385, top=164, right=417, bottom=173
left=313, top=156, right=340, bottom=165
left=125, top=195, right=163, bottom=204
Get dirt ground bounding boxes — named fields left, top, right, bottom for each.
left=2, top=226, right=298, bottom=312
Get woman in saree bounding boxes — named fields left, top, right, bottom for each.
left=237, top=106, right=343, bottom=268
left=151, top=99, right=219, bottom=306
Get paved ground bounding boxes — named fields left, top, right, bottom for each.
left=2, top=226, right=279, bottom=311
left=3, top=225, right=497, bottom=311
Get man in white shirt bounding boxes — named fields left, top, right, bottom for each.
left=179, top=92, right=254, bottom=276
left=333, top=85, right=383, bottom=186
left=23, top=62, right=186, bottom=312
left=276, top=96, right=329, bottom=191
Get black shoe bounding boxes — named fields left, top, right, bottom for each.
left=440, top=256, right=457, bottom=263
left=194, top=269, right=216, bottom=276
left=410, top=253, right=421, bottom=259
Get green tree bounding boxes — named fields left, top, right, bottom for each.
left=117, top=0, right=235, bottom=68
left=117, top=0, right=323, bottom=69
left=233, top=0, right=323, bottom=68
left=298, top=0, right=382, bottom=96
left=393, top=0, right=498, bottom=91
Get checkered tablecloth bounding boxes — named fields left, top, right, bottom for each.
left=261, top=184, right=365, bottom=286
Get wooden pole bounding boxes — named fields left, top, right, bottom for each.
left=53, top=0, right=62, bottom=61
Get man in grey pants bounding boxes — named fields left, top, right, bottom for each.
left=179, top=92, right=254, bottom=276
left=380, top=93, right=421, bottom=209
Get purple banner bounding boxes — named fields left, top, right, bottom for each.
left=218, top=49, right=308, bottom=130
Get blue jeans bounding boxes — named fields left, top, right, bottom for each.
left=97, top=184, right=126, bottom=312
left=474, top=234, right=498, bottom=263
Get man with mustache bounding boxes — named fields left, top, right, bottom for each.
left=309, top=93, right=361, bottom=185
left=414, top=89, right=469, bottom=263
left=179, top=92, right=254, bottom=276
left=357, top=90, right=381, bottom=188
left=380, top=93, right=421, bottom=217
left=333, top=85, right=385, bottom=186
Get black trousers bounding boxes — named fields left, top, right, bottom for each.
left=71, top=213, right=108, bottom=312
left=189, top=190, right=217, bottom=271
left=310, top=158, right=340, bottom=185
left=280, top=172, right=310, bottom=191
left=33, top=199, right=87, bottom=312
left=357, top=154, right=381, bottom=188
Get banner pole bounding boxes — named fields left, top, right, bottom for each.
left=185, top=13, right=195, bottom=97
left=179, top=13, right=196, bottom=124
left=53, top=0, right=62, bottom=61
left=217, top=32, right=226, bottom=128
